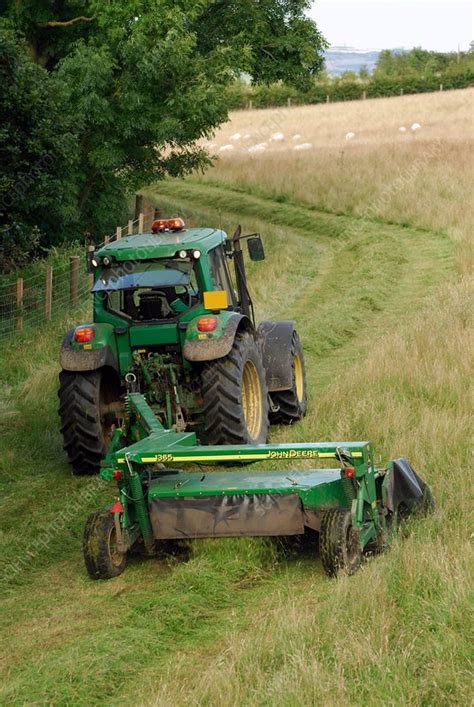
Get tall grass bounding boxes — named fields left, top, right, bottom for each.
left=204, top=88, right=474, bottom=244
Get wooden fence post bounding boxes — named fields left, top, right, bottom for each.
left=116, top=226, right=122, bottom=240
left=138, top=213, right=144, bottom=234
left=248, top=100, right=253, bottom=111
left=45, top=266, right=53, bottom=321
left=400, top=88, right=404, bottom=96
left=135, top=194, right=144, bottom=219
left=87, top=244, right=95, bottom=289
left=362, top=90, right=367, bottom=100
left=439, top=83, right=443, bottom=91
left=70, top=256, right=79, bottom=306
left=287, top=97, right=292, bottom=108
left=326, top=94, right=330, bottom=103
left=104, top=235, right=110, bottom=245
left=16, top=278, right=24, bottom=331
left=128, top=220, right=133, bottom=235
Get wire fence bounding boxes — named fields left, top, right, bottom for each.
left=0, top=210, right=152, bottom=338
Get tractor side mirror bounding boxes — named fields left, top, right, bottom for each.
left=247, top=235, right=265, bottom=262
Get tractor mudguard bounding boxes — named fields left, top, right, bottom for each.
left=60, top=324, right=119, bottom=373
left=257, top=320, right=295, bottom=391
left=183, top=312, right=251, bottom=362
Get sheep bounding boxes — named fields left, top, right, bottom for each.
left=270, top=132, right=285, bottom=142
left=292, top=134, right=302, bottom=140
left=293, top=143, right=312, bottom=151
left=345, top=132, right=356, bottom=140
left=247, top=144, right=267, bottom=154
left=230, top=132, right=241, bottom=141
left=411, top=123, right=421, bottom=131
left=219, top=144, right=234, bottom=152
left=399, top=126, right=407, bottom=133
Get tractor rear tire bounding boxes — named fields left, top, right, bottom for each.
left=319, top=508, right=362, bottom=577
left=269, top=331, right=307, bottom=424
left=83, top=509, right=127, bottom=580
left=58, top=369, right=122, bottom=475
left=201, top=331, right=269, bottom=446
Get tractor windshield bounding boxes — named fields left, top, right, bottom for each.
left=92, top=261, right=192, bottom=291
left=93, top=260, right=199, bottom=322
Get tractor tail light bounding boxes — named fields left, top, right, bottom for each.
left=197, top=316, right=218, bottom=332
left=74, top=326, right=95, bottom=343
left=112, top=470, right=123, bottom=480
left=344, top=466, right=355, bottom=478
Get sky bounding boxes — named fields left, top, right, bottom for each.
left=310, top=1, right=473, bottom=52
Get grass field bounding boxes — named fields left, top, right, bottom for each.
left=1, top=89, right=473, bottom=705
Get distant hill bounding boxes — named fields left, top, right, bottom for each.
left=324, top=46, right=406, bottom=76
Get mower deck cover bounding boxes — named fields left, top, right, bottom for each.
left=147, top=468, right=349, bottom=539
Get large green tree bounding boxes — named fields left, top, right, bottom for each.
left=0, top=27, right=78, bottom=270
left=1, top=1, right=326, bottom=256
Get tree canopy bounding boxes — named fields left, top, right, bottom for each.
left=0, top=1, right=326, bottom=265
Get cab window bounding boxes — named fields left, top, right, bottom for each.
left=209, top=246, right=236, bottom=306
left=99, top=259, right=199, bottom=322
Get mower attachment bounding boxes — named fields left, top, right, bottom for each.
left=83, top=393, right=434, bottom=580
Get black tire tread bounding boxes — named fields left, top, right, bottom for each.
left=58, top=370, right=107, bottom=475
left=319, top=508, right=361, bottom=577
left=200, top=331, right=269, bottom=446
left=269, top=331, right=307, bottom=424
left=83, top=509, right=127, bottom=580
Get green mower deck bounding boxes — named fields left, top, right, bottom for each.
left=83, top=393, right=434, bottom=579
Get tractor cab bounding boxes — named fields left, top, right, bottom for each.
left=92, top=259, right=199, bottom=322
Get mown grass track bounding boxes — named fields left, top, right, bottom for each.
left=149, top=181, right=453, bottom=395
left=0, top=180, right=471, bottom=706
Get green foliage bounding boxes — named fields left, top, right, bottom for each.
left=225, top=49, right=474, bottom=108
left=0, top=26, right=78, bottom=271
left=0, top=1, right=326, bottom=269
left=375, top=47, right=450, bottom=78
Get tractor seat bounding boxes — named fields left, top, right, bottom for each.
left=138, top=291, right=172, bottom=320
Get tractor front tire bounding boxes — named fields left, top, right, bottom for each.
left=269, top=331, right=307, bottom=424
left=58, top=369, right=122, bottom=475
left=201, top=331, right=269, bottom=446
left=83, top=509, right=127, bottom=580
left=319, top=508, right=362, bottom=577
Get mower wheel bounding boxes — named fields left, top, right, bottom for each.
left=319, top=508, right=362, bottom=577
left=83, top=509, right=127, bottom=580
left=269, top=331, right=307, bottom=424
left=59, top=369, right=122, bottom=475
left=201, top=331, right=269, bottom=445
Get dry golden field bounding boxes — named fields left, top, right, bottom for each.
left=203, top=88, right=474, bottom=253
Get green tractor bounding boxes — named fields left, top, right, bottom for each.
left=59, top=218, right=307, bottom=475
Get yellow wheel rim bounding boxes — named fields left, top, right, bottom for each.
left=241, top=360, right=263, bottom=440
left=294, top=353, right=304, bottom=403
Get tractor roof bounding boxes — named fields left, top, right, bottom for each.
left=96, top=228, right=226, bottom=261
